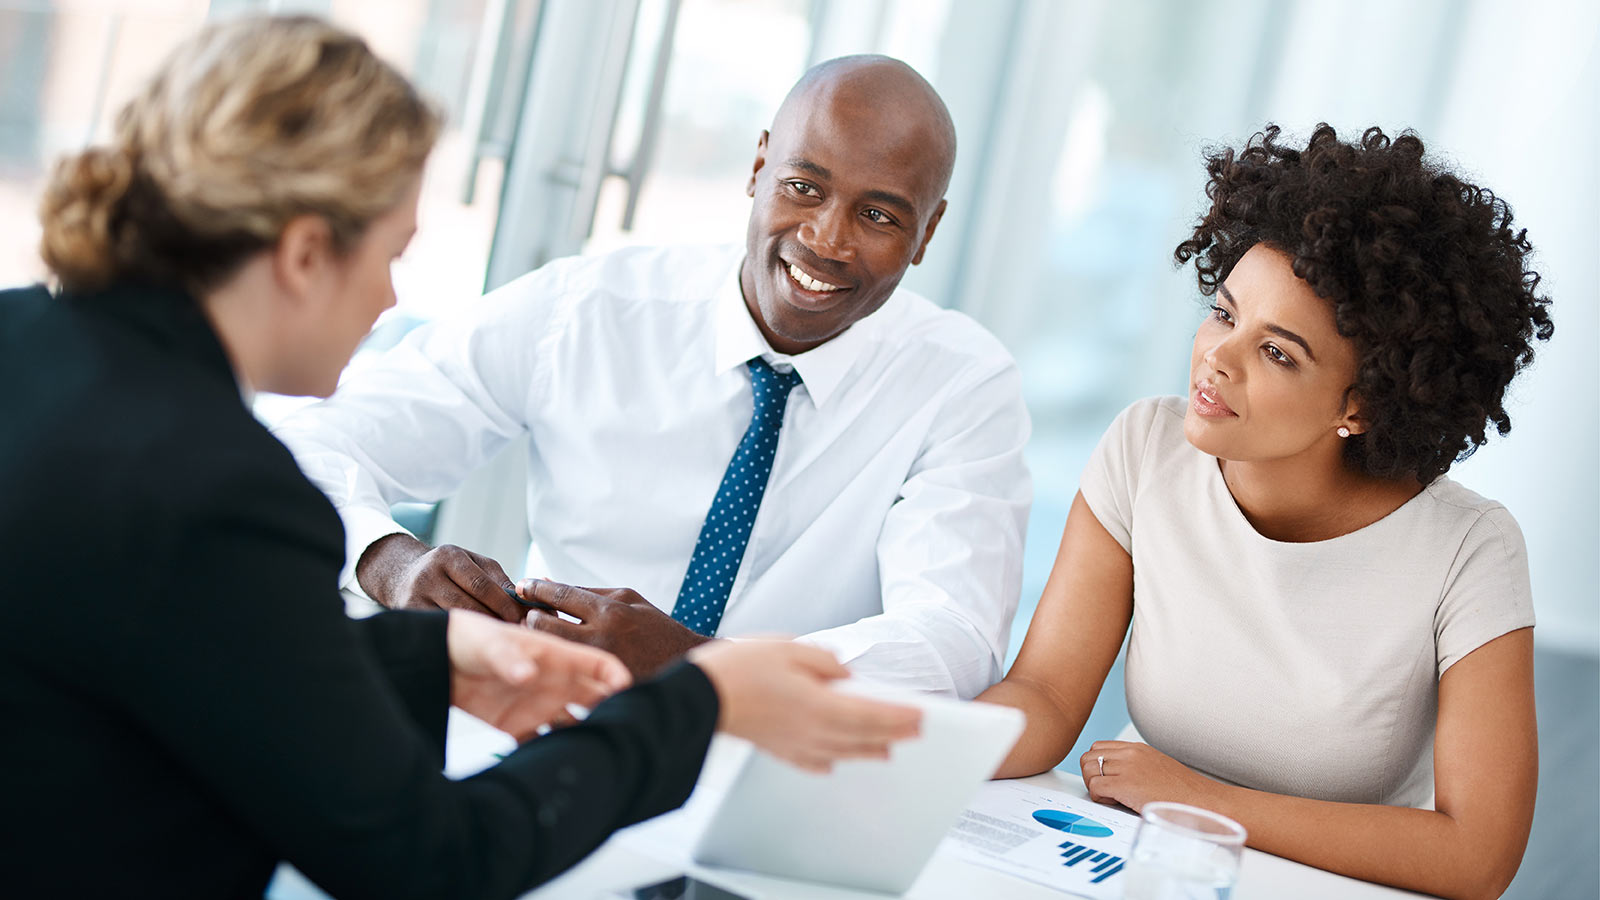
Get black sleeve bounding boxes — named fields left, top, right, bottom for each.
left=95, top=466, right=719, bottom=900
left=351, top=611, right=451, bottom=756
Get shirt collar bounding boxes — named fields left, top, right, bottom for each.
left=712, top=255, right=891, bottom=409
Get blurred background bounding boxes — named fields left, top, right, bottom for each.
left=1, top=2, right=1594, bottom=897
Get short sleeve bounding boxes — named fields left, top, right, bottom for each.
left=1435, top=505, right=1536, bottom=676
left=1078, top=398, right=1165, bottom=554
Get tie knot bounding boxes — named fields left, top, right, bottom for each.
left=747, top=357, right=802, bottom=405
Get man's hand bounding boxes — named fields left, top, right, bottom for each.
left=516, top=579, right=710, bottom=679
left=446, top=609, right=632, bottom=741
left=688, top=641, right=922, bottom=773
left=357, top=533, right=526, bottom=622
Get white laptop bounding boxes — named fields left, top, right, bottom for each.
left=691, top=683, right=1025, bottom=894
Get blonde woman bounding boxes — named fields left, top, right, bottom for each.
left=0, top=17, right=917, bottom=899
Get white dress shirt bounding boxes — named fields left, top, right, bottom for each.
left=274, top=243, right=1032, bottom=697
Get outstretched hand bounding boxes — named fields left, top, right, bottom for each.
left=516, top=579, right=710, bottom=679
left=446, top=609, right=632, bottom=741
left=688, top=640, right=923, bottom=773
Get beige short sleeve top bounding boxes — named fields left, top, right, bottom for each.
left=1079, top=396, right=1535, bottom=807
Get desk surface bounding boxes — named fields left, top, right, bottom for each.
left=451, top=718, right=1432, bottom=900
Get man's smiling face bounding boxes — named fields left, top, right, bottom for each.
left=739, top=57, right=953, bottom=355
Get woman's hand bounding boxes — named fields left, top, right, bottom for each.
left=446, top=609, right=632, bottom=740
left=1080, top=740, right=1218, bottom=813
left=688, top=640, right=922, bottom=773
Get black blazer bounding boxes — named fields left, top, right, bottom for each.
left=0, top=282, right=717, bottom=899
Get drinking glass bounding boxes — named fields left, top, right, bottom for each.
left=1122, top=801, right=1246, bottom=900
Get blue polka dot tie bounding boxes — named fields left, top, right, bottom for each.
left=672, top=357, right=803, bottom=637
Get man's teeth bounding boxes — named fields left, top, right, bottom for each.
left=787, top=262, right=843, bottom=292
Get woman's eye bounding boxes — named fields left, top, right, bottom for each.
left=1209, top=304, right=1232, bottom=324
left=1265, top=345, right=1291, bottom=365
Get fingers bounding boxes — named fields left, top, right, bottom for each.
left=405, top=546, right=521, bottom=620
left=1080, top=748, right=1112, bottom=775
left=519, top=579, right=600, bottom=620
left=583, top=646, right=633, bottom=692
left=779, top=751, right=834, bottom=774
left=811, top=695, right=922, bottom=762
left=769, top=676, right=922, bottom=765
left=690, top=641, right=924, bottom=771
left=467, top=629, right=632, bottom=738
left=784, top=642, right=853, bottom=680
left=533, top=628, right=632, bottom=693
left=525, top=608, right=586, bottom=641
left=468, top=549, right=519, bottom=596
left=1079, top=745, right=1133, bottom=803
left=442, top=549, right=524, bottom=622
left=811, top=732, right=897, bottom=760
left=563, top=675, right=616, bottom=712
left=826, top=694, right=922, bottom=740
left=489, top=635, right=538, bottom=686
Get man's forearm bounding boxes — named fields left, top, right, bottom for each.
left=356, top=532, right=431, bottom=607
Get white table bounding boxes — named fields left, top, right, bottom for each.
left=268, top=711, right=1436, bottom=900
left=451, top=720, right=1433, bottom=900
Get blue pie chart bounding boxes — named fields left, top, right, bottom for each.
left=1032, top=808, right=1115, bottom=838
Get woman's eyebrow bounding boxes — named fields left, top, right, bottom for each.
left=1218, top=283, right=1317, bottom=362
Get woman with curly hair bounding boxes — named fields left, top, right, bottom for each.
left=979, top=124, right=1552, bottom=899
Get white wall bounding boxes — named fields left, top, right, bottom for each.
left=1433, top=3, right=1600, bottom=654
left=942, top=0, right=1600, bottom=655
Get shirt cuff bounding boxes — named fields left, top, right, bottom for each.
left=339, top=505, right=415, bottom=592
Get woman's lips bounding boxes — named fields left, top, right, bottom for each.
left=1192, top=380, right=1237, bottom=417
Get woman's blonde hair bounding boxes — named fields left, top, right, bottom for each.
left=39, top=15, right=441, bottom=294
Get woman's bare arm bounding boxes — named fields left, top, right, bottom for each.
left=979, top=491, right=1134, bottom=778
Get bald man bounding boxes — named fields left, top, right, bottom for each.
left=275, top=56, right=1031, bottom=698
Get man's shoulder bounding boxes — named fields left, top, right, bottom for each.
left=519, top=243, right=740, bottom=306
left=874, top=287, right=1016, bottom=372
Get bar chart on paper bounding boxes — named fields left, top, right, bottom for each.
left=1057, top=839, right=1125, bottom=884
left=944, top=781, right=1140, bottom=899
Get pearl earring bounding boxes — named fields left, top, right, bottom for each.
left=1337, top=426, right=1351, bottom=438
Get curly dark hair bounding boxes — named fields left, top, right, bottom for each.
left=1174, top=124, right=1553, bottom=484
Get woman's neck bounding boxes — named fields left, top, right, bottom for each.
left=197, top=257, right=281, bottom=396
left=1219, top=451, right=1423, bottom=543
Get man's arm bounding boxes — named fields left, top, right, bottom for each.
left=273, top=267, right=563, bottom=610
left=801, top=361, right=1032, bottom=698
left=356, top=533, right=528, bottom=620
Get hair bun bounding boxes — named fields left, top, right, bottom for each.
left=38, top=146, right=135, bottom=291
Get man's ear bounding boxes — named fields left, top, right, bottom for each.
left=910, top=198, right=947, bottom=266
left=746, top=130, right=770, bottom=198
left=272, top=214, right=334, bottom=306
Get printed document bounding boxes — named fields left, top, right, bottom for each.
left=940, top=780, right=1141, bottom=898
